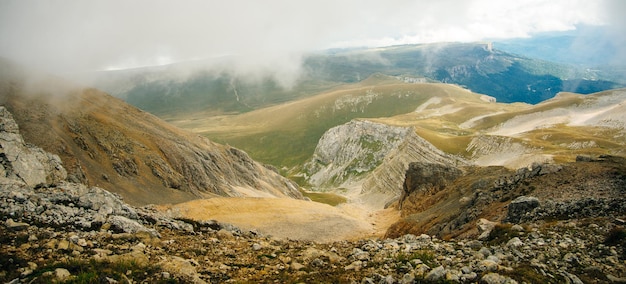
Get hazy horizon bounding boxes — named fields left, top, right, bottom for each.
left=1, top=0, right=624, bottom=85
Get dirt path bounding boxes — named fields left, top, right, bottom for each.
left=160, top=195, right=400, bottom=243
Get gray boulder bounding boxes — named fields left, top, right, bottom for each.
left=107, top=215, right=160, bottom=238
left=425, top=266, right=446, bottom=282
left=480, top=273, right=518, bottom=284
left=505, top=196, right=540, bottom=223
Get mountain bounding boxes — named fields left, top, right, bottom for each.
left=2, top=117, right=624, bottom=283
left=90, top=42, right=624, bottom=118
left=167, top=72, right=626, bottom=184
left=87, top=61, right=343, bottom=117
left=493, top=25, right=620, bottom=67
left=177, top=73, right=626, bottom=210
left=304, top=85, right=626, bottom=183
left=306, top=43, right=622, bottom=103
left=168, top=75, right=470, bottom=169
left=290, top=84, right=626, bottom=239
left=0, top=60, right=302, bottom=205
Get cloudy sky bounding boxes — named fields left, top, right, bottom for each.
left=0, top=0, right=623, bottom=77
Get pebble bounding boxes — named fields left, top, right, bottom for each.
left=5, top=219, right=29, bottom=230
left=252, top=243, right=262, bottom=251
left=54, top=268, right=71, bottom=281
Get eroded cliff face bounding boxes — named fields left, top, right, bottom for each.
left=466, top=135, right=552, bottom=169
left=360, top=130, right=466, bottom=207
left=304, top=120, right=411, bottom=188
left=304, top=119, right=466, bottom=207
left=398, top=162, right=463, bottom=211
left=0, top=74, right=302, bottom=205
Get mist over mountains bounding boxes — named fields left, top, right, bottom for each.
left=90, top=41, right=624, bottom=118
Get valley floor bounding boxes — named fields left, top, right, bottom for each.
left=159, top=193, right=401, bottom=243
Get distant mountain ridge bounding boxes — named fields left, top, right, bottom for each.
left=90, top=42, right=624, bottom=116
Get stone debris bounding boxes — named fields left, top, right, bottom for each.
left=3, top=194, right=625, bottom=284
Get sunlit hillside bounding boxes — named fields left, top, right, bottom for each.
left=168, top=74, right=474, bottom=168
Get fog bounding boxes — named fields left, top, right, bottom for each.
left=0, top=0, right=622, bottom=86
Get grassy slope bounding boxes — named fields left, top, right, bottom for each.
left=168, top=75, right=496, bottom=170
left=168, top=69, right=625, bottom=181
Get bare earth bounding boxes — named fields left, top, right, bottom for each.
left=160, top=197, right=399, bottom=243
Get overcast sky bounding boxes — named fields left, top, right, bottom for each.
left=0, top=0, right=623, bottom=78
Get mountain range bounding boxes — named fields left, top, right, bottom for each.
left=91, top=42, right=625, bottom=118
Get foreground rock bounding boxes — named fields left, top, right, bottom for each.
left=3, top=201, right=625, bottom=283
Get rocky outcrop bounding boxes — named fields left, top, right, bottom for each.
left=304, top=120, right=412, bottom=188
left=504, top=196, right=540, bottom=224
left=0, top=106, right=194, bottom=235
left=493, top=163, right=561, bottom=190
left=399, top=162, right=463, bottom=210
left=506, top=196, right=626, bottom=224
left=304, top=119, right=465, bottom=207
left=389, top=155, right=626, bottom=239
left=0, top=107, right=66, bottom=186
left=0, top=79, right=302, bottom=204
left=362, top=131, right=466, bottom=207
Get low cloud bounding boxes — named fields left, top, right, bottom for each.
left=0, top=0, right=619, bottom=87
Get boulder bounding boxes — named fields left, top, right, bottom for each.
left=54, top=268, right=71, bottom=281
left=480, top=273, right=518, bottom=284
left=505, top=196, right=540, bottom=223
left=106, top=215, right=160, bottom=238
left=425, top=266, right=446, bottom=282
left=477, top=218, right=498, bottom=240
left=5, top=218, right=29, bottom=230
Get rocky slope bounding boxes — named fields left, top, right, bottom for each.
left=0, top=64, right=302, bottom=205
left=360, top=128, right=467, bottom=208
left=0, top=107, right=67, bottom=187
left=304, top=120, right=413, bottom=188
left=389, top=156, right=626, bottom=240
left=1, top=116, right=625, bottom=283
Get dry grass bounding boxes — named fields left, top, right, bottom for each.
left=161, top=197, right=400, bottom=242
